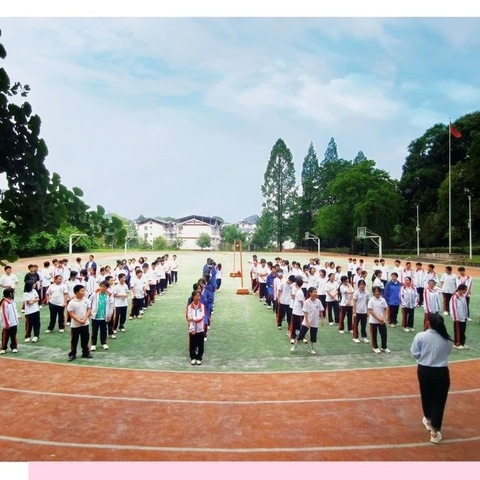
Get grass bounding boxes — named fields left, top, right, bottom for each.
left=8, top=251, right=480, bottom=372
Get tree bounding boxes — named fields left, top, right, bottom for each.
left=353, top=151, right=367, bottom=164
left=221, top=224, right=247, bottom=246
left=251, top=209, right=275, bottom=250
left=197, top=233, right=212, bottom=250
left=261, top=138, right=298, bottom=251
left=152, top=236, right=168, bottom=250
left=0, top=31, right=126, bottom=261
left=324, top=137, right=338, bottom=163
left=297, top=142, right=320, bottom=245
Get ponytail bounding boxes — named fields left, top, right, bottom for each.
left=427, top=313, right=453, bottom=342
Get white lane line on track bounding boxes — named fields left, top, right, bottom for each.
left=1, top=434, right=479, bottom=453
left=0, top=386, right=479, bottom=405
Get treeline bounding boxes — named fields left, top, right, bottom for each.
left=0, top=31, right=126, bottom=263
left=252, top=111, right=480, bottom=253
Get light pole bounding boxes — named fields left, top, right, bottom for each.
left=468, top=194, right=472, bottom=260
left=416, top=204, right=420, bottom=256
left=124, top=235, right=137, bottom=256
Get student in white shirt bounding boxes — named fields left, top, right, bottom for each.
left=45, top=275, right=68, bottom=333
left=23, top=281, right=40, bottom=343
left=289, top=277, right=305, bottom=346
left=113, top=273, right=130, bottom=332
left=0, top=266, right=18, bottom=297
left=353, top=280, right=370, bottom=343
left=400, top=276, right=419, bottom=332
left=39, top=261, right=53, bottom=306
left=368, top=286, right=390, bottom=354
left=325, top=273, right=340, bottom=326
left=170, top=255, right=179, bottom=284
left=439, top=266, right=457, bottom=316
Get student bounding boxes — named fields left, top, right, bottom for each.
left=338, top=275, right=354, bottom=334
left=0, top=266, right=18, bottom=297
left=384, top=272, right=402, bottom=327
left=273, top=268, right=284, bottom=318
left=170, top=255, right=179, bottom=284
left=456, top=267, right=473, bottom=321
left=450, top=284, right=469, bottom=349
left=368, top=286, right=390, bottom=354
left=215, top=263, right=223, bottom=291
left=379, top=259, right=389, bottom=287
left=0, top=287, right=19, bottom=354
left=89, top=280, right=114, bottom=351
left=317, top=269, right=327, bottom=312
left=414, top=262, right=426, bottom=307
left=256, top=258, right=269, bottom=302
left=439, top=266, right=457, bottom=316
left=277, top=274, right=295, bottom=331
left=113, top=273, right=130, bottom=333
left=325, top=272, right=340, bottom=326
left=39, top=261, right=53, bottom=306
left=353, top=279, right=370, bottom=343
left=45, top=275, right=69, bottom=333
left=423, top=279, right=441, bottom=331
left=85, top=255, right=97, bottom=274
left=67, top=285, right=93, bottom=361
left=129, top=269, right=146, bottom=319
left=291, top=287, right=324, bottom=355
left=65, top=270, right=79, bottom=326
left=23, top=264, right=40, bottom=312
left=289, top=277, right=306, bottom=349
left=186, top=291, right=206, bottom=365
left=424, top=264, right=439, bottom=289
left=410, top=313, right=453, bottom=444
left=23, top=281, right=40, bottom=343
left=372, top=269, right=384, bottom=294
left=400, top=276, right=418, bottom=332
left=265, top=266, right=277, bottom=309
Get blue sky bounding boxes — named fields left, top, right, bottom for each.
left=1, top=13, right=480, bottom=223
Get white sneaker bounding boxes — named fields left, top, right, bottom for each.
left=463, top=345, right=469, bottom=349
left=443, top=311, right=449, bottom=316
left=204, top=336, right=208, bottom=342
left=110, top=335, right=116, bottom=339
left=403, top=327, right=410, bottom=332
left=31, top=337, right=38, bottom=343
left=290, top=344, right=297, bottom=352
left=362, top=338, right=369, bottom=343
left=454, top=345, right=465, bottom=350
left=196, top=360, right=202, bottom=365
left=12, top=349, right=18, bottom=353
left=277, top=326, right=282, bottom=330
left=113, top=330, right=117, bottom=334
left=422, top=417, right=432, bottom=431
left=302, top=338, right=308, bottom=344
left=329, top=322, right=334, bottom=326
left=90, top=345, right=96, bottom=351
left=308, top=347, right=316, bottom=355
left=381, top=348, right=391, bottom=354
left=24, top=338, right=31, bottom=343
left=190, top=359, right=197, bottom=365
left=430, top=431, right=442, bottom=444
left=45, top=329, right=52, bottom=334
left=338, top=330, right=345, bottom=334
left=373, top=348, right=381, bottom=354
left=59, top=329, right=65, bottom=333
left=353, top=338, right=361, bottom=343
left=120, top=328, right=126, bottom=332
left=102, top=344, right=109, bottom=350
left=467, top=317, right=472, bottom=322
left=410, top=328, right=415, bottom=331
left=0, top=350, right=6, bottom=354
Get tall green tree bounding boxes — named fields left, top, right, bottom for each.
left=221, top=224, right=247, bottom=246
left=261, top=139, right=298, bottom=251
left=197, top=233, right=212, bottom=250
left=353, top=150, right=367, bottom=164
left=251, top=209, right=275, bottom=250
left=324, top=137, right=338, bottom=162
left=297, top=142, right=320, bottom=244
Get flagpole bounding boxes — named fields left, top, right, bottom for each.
left=449, top=118, right=452, bottom=255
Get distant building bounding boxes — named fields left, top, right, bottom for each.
left=135, top=218, right=175, bottom=245
left=175, top=215, right=223, bottom=250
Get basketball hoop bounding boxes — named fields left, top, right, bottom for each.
left=357, top=227, right=367, bottom=239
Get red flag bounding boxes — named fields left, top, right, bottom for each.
left=450, top=122, right=462, bottom=138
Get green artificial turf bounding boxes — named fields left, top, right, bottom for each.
left=8, top=251, right=480, bottom=372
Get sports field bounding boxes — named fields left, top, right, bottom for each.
left=0, top=250, right=479, bottom=461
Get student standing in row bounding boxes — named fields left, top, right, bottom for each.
left=384, top=272, right=402, bottom=327
left=410, top=313, right=453, bottom=444
left=90, top=280, right=114, bottom=351
left=23, top=282, right=40, bottom=343
left=352, top=279, right=370, bottom=343
left=45, top=275, right=68, bottom=334
left=456, top=267, right=473, bottom=321
left=0, top=287, right=19, bottom=354
left=338, top=275, right=354, bottom=334
left=67, top=285, right=92, bottom=361
left=325, top=273, right=339, bottom=326
left=289, top=277, right=305, bottom=347
left=450, top=284, right=469, bottom=349
left=400, top=276, right=418, bottom=332
left=187, top=291, right=206, bottom=365
left=439, top=266, right=457, bottom=316
left=113, top=273, right=130, bottom=333
left=423, top=279, right=441, bottom=331
left=368, top=286, right=390, bottom=354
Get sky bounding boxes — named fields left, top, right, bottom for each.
left=2, top=4, right=480, bottom=223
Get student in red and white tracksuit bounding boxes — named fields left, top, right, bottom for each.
left=0, top=287, right=19, bottom=354
left=456, top=267, right=473, bottom=321
left=400, top=276, right=419, bottom=332
left=423, top=279, right=441, bottom=330
left=450, top=284, right=469, bottom=349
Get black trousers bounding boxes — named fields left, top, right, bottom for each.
left=388, top=305, right=400, bottom=324
left=417, top=287, right=424, bottom=306
left=339, top=305, right=353, bottom=331
left=453, top=321, right=467, bottom=346
left=48, top=303, right=65, bottom=330
left=443, top=293, right=453, bottom=312
left=353, top=313, right=368, bottom=339
left=91, top=319, right=107, bottom=346
left=189, top=331, right=205, bottom=361
left=290, top=314, right=303, bottom=339
left=402, top=307, right=415, bottom=329
left=417, top=365, right=450, bottom=431
left=69, top=325, right=90, bottom=358
left=25, top=311, right=41, bottom=338
left=1, top=325, right=18, bottom=350
left=327, top=301, right=339, bottom=323
left=258, top=283, right=267, bottom=300
left=114, top=306, right=127, bottom=330
left=131, top=297, right=144, bottom=317
left=370, top=323, right=387, bottom=349
left=171, top=271, right=178, bottom=284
